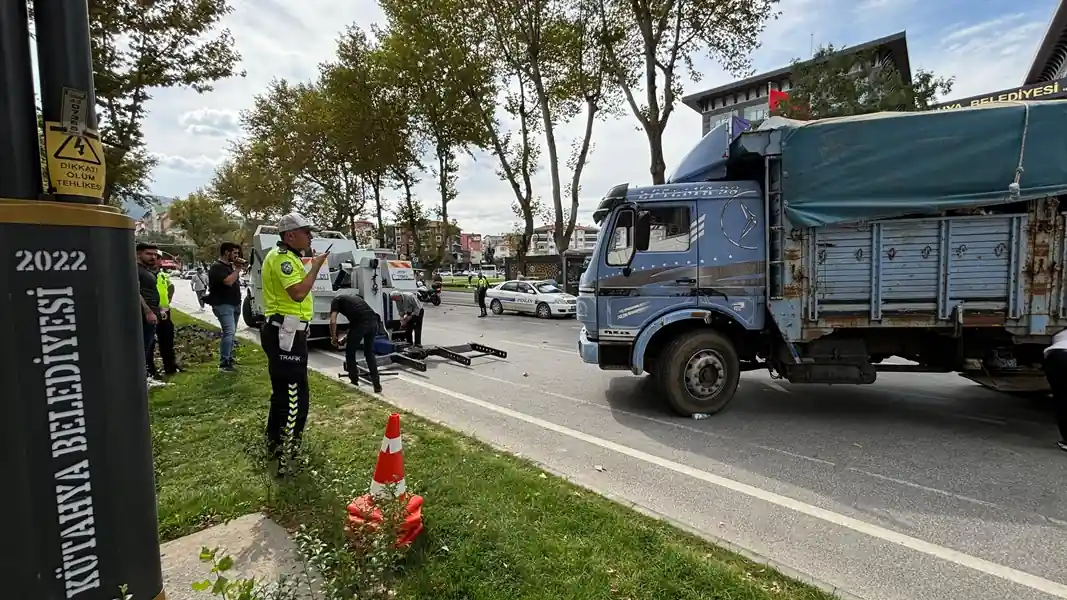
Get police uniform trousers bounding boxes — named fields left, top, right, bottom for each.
left=261, top=317, right=311, bottom=459
left=151, top=311, right=178, bottom=375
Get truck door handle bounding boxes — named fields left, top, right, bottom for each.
left=676, top=277, right=696, bottom=284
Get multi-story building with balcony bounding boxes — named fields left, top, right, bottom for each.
left=681, top=32, right=911, bottom=137
left=528, top=224, right=600, bottom=255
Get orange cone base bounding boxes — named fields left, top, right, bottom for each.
left=345, top=493, right=424, bottom=547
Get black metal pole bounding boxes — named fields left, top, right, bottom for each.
left=34, top=0, right=104, bottom=204
left=0, top=0, right=166, bottom=599
left=0, top=0, right=42, bottom=201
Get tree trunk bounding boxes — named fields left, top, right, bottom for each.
left=436, top=143, right=452, bottom=263
left=525, top=61, right=567, bottom=255
left=371, top=172, right=385, bottom=247
left=401, top=175, right=421, bottom=258
left=520, top=216, right=534, bottom=260
left=647, top=125, right=666, bottom=185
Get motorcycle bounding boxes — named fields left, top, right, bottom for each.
left=416, top=281, right=442, bottom=306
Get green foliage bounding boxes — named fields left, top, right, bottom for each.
left=777, top=44, right=955, bottom=120
left=192, top=547, right=298, bottom=600
left=471, top=0, right=614, bottom=253
left=597, top=0, right=778, bottom=183
left=239, top=80, right=368, bottom=232
left=374, top=0, right=496, bottom=260
left=82, top=0, right=243, bottom=206
left=169, top=190, right=240, bottom=260
left=393, top=191, right=429, bottom=261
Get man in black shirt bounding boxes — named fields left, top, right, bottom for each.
left=330, top=293, right=383, bottom=393
left=136, top=243, right=162, bottom=382
left=207, top=242, right=245, bottom=371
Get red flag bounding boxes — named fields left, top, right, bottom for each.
left=769, top=89, right=789, bottom=112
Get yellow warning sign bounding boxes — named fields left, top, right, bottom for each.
left=44, top=121, right=106, bottom=200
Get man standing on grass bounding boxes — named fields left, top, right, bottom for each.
left=152, top=266, right=180, bottom=376
left=261, top=213, right=329, bottom=472
left=330, top=292, right=383, bottom=393
left=136, top=243, right=166, bottom=388
left=389, top=290, right=424, bottom=347
left=207, top=242, right=245, bottom=372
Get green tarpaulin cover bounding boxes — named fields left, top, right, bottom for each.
left=767, top=100, right=1067, bottom=227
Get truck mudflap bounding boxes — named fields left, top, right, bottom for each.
left=340, top=339, right=508, bottom=382
left=958, top=369, right=1051, bottom=394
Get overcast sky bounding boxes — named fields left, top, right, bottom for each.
left=141, top=0, right=1061, bottom=235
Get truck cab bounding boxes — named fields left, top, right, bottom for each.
left=578, top=181, right=767, bottom=415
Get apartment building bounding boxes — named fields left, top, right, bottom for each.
left=529, top=224, right=599, bottom=255
left=681, top=32, right=911, bottom=136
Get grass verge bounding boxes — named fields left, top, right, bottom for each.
left=154, top=310, right=834, bottom=600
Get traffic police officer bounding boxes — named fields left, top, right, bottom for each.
left=260, top=213, right=329, bottom=469
left=475, top=272, right=490, bottom=317
left=153, top=266, right=179, bottom=375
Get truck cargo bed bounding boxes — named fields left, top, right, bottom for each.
left=805, top=213, right=1026, bottom=327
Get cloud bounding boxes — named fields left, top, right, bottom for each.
left=152, top=153, right=221, bottom=174
left=139, top=0, right=1060, bottom=236
left=178, top=108, right=241, bottom=137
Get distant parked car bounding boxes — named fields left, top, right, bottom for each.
left=486, top=279, right=577, bottom=318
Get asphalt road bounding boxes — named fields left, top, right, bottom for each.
left=172, top=284, right=1067, bottom=600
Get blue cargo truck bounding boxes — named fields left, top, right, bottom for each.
left=576, top=101, right=1067, bottom=416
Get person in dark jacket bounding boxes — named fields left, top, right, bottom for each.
left=331, top=293, right=383, bottom=393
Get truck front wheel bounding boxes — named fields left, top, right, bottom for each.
left=659, top=330, right=740, bottom=417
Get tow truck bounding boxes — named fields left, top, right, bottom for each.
left=245, top=225, right=508, bottom=381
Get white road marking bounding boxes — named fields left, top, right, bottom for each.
left=497, top=339, right=574, bottom=355
left=389, top=374, right=1067, bottom=598
left=178, top=301, right=1066, bottom=595
left=316, top=347, right=1067, bottom=534
left=848, top=468, right=1003, bottom=510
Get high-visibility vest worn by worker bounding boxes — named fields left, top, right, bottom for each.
left=261, top=245, right=314, bottom=321
left=156, top=271, right=171, bottom=308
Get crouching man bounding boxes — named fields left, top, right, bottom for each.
left=330, top=293, right=383, bottom=393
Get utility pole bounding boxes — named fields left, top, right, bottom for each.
left=0, top=0, right=165, bottom=598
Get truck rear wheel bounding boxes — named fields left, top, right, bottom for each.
left=659, top=330, right=740, bottom=417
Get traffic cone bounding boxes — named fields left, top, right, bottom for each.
left=371, top=413, right=406, bottom=498
left=344, top=414, right=424, bottom=547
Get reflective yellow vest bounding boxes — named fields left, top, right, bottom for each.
left=262, top=246, right=313, bottom=321
left=156, top=271, right=171, bottom=308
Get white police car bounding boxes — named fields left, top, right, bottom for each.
left=486, top=279, right=577, bottom=318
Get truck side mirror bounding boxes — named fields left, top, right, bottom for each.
left=635, top=211, right=651, bottom=252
